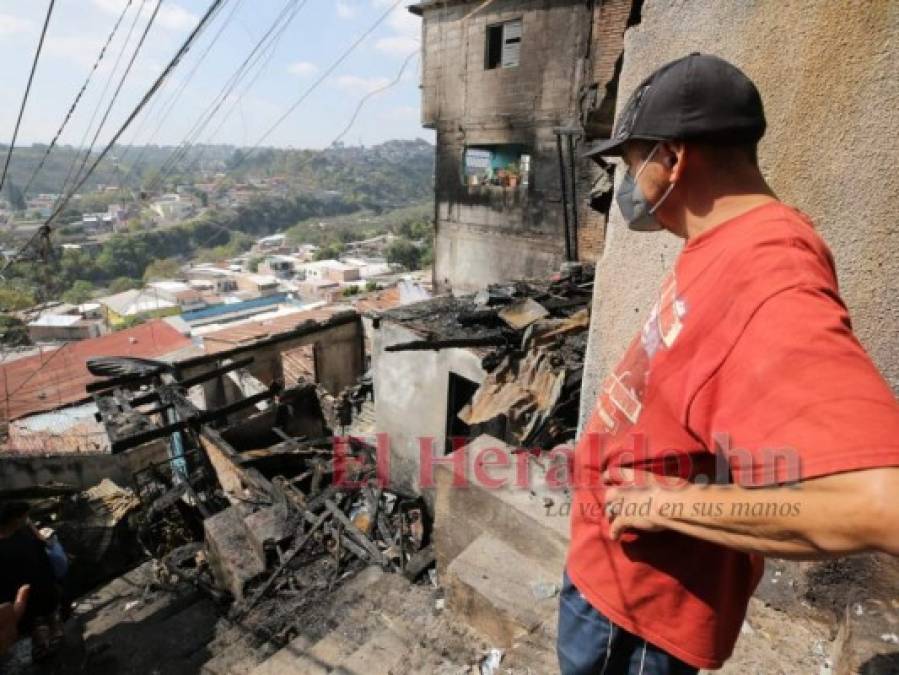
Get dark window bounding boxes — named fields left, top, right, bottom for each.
left=485, top=19, right=521, bottom=70
left=445, top=372, right=480, bottom=454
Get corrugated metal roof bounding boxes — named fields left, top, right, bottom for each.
left=0, top=319, right=192, bottom=423
left=200, top=305, right=346, bottom=354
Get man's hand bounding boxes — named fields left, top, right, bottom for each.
left=0, top=585, right=29, bottom=655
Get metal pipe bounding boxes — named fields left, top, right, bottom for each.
left=567, top=133, right=580, bottom=261
left=556, top=132, right=572, bottom=261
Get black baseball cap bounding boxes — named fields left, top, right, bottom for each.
left=583, top=53, right=766, bottom=158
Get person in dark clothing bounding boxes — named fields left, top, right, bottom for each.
left=0, top=501, right=61, bottom=661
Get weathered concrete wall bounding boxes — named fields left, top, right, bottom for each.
left=419, top=0, right=628, bottom=291
left=580, top=0, right=899, bottom=426
left=371, top=320, right=486, bottom=497
left=0, top=440, right=168, bottom=494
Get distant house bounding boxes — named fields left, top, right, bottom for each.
left=236, top=273, right=281, bottom=297
left=259, top=255, right=297, bottom=280
left=256, top=233, right=287, bottom=252
left=300, top=278, right=342, bottom=302
left=302, top=259, right=361, bottom=284
left=150, top=193, right=194, bottom=222
left=186, top=265, right=238, bottom=289
left=27, top=313, right=106, bottom=343
left=97, top=288, right=180, bottom=326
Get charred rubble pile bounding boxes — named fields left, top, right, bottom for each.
left=387, top=263, right=594, bottom=451
left=85, top=360, right=432, bottom=650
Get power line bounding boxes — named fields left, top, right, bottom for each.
left=66, top=0, right=164, bottom=196
left=332, top=50, right=418, bottom=147
left=145, top=0, right=306, bottom=192
left=246, top=0, right=403, bottom=156
left=118, top=0, right=242, bottom=168
left=43, top=0, right=229, bottom=227
left=21, top=0, right=135, bottom=197
left=151, top=0, right=309, bottom=185
left=150, top=0, right=402, bottom=193
left=55, top=0, right=148, bottom=203
left=0, top=0, right=56, bottom=194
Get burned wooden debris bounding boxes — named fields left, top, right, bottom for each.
left=386, top=264, right=594, bottom=450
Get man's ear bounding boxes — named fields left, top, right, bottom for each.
left=665, top=141, right=687, bottom=182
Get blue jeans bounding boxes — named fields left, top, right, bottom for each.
left=557, top=571, right=698, bottom=675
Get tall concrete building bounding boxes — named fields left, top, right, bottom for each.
left=409, top=0, right=636, bottom=292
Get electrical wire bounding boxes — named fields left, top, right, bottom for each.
left=150, top=0, right=402, bottom=193
left=118, top=0, right=242, bottom=169
left=21, top=0, right=135, bottom=197
left=0, top=0, right=56, bottom=194
left=145, top=0, right=307, bottom=192
left=54, top=0, right=148, bottom=203
left=66, top=0, right=164, bottom=195
left=153, top=0, right=308, bottom=184
left=44, top=0, right=229, bottom=227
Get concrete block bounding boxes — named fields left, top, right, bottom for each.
left=204, top=507, right=265, bottom=601
left=244, top=505, right=293, bottom=564
left=446, top=533, right=559, bottom=648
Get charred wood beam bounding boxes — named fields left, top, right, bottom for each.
left=110, top=389, right=275, bottom=453
left=385, top=335, right=508, bottom=352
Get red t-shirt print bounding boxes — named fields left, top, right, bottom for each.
left=566, top=202, right=899, bottom=670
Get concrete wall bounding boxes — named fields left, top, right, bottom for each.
left=418, top=0, right=630, bottom=291
left=580, top=0, right=899, bottom=426
left=0, top=440, right=168, bottom=495
left=371, top=320, right=486, bottom=497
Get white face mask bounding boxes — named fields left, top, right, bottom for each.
left=616, top=142, right=676, bottom=232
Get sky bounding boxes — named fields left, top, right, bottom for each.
left=0, top=0, right=432, bottom=150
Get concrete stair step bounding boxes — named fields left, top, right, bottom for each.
left=250, top=631, right=358, bottom=675
left=445, top=532, right=559, bottom=649
left=434, top=435, right=570, bottom=578
left=333, top=623, right=411, bottom=675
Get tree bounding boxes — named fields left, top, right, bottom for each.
left=342, top=286, right=360, bottom=297
left=115, top=315, right=145, bottom=331
left=143, top=258, right=182, bottom=281
left=386, top=238, right=422, bottom=271
left=0, top=315, right=30, bottom=347
left=5, top=179, right=25, bottom=211
left=0, top=285, right=35, bottom=311
left=109, top=277, right=140, bottom=293
left=62, top=280, right=95, bottom=305
left=247, top=257, right=262, bottom=273
left=365, top=280, right=380, bottom=292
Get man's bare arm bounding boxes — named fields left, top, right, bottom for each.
left=603, top=467, right=899, bottom=560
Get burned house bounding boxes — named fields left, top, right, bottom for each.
left=409, top=0, right=636, bottom=292
left=370, top=267, right=592, bottom=497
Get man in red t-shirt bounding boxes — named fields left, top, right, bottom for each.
left=560, top=53, right=899, bottom=674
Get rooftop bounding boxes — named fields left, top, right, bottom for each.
left=0, top=319, right=192, bottom=423
left=98, top=288, right=179, bottom=316
left=200, top=305, right=350, bottom=354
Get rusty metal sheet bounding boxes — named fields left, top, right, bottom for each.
left=498, top=298, right=549, bottom=330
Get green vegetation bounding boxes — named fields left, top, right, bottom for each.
left=143, top=258, right=182, bottom=281
left=61, top=280, right=96, bottom=305
left=386, top=238, right=425, bottom=271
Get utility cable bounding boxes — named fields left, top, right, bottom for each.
left=155, top=0, right=308, bottom=184
left=119, top=0, right=241, bottom=168
left=0, top=0, right=56, bottom=194
left=21, top=0, right=134, bottom=197
left=43, top=0, right=228, bottom=227
left=146, top=0, right=305, bottom=192
left=55, top=0, right=148, bottom=203
left=66, top=0, right=164, bottom=195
